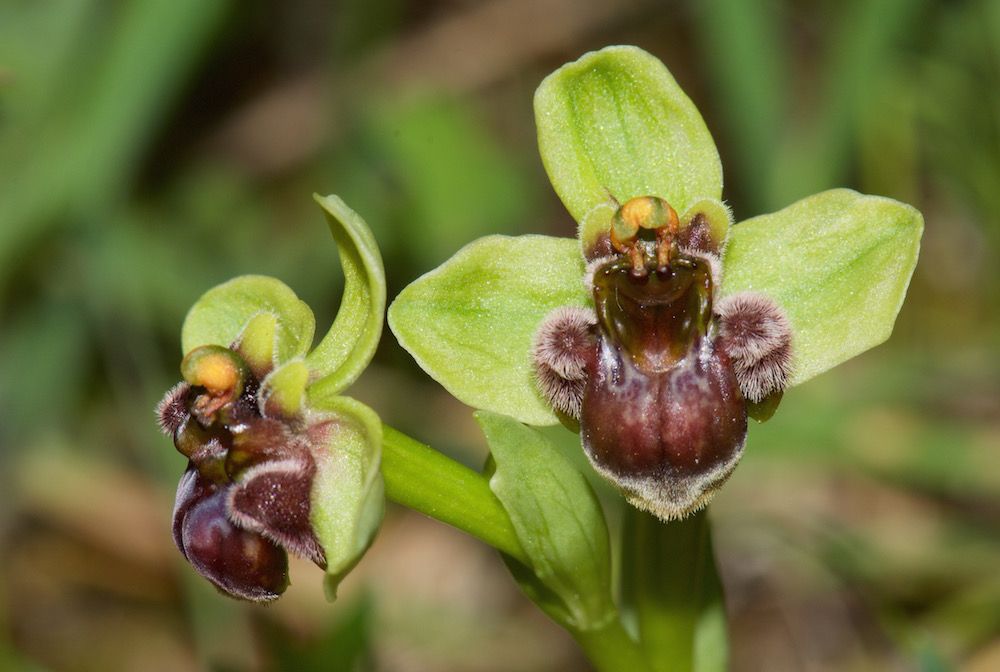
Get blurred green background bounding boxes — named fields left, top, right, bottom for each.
left=1, top=1, right=998, bottom=670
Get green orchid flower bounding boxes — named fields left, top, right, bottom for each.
left=388, top=45, right=923, bottom=520
left=157, top=194, right=385, bottom=601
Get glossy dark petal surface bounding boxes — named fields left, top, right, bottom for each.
left=175, top=469, right=289, bottom=602
left=581, top=253, right=748, bottom=504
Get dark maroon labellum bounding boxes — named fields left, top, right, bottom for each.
left=174, top=468, right=289, bottom=602
left=158, top=346, right=327, bottom=602
left=532, top=195, right=793, bottom=520
left=581, top=254, right=747, bottom=518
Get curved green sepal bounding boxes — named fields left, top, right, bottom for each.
left=181, top=275, right=315, bottom=364
left=680, top=198, right=732, bottom=250
left=305, top=194, right=387, bottom=398
left=233, top=312, right=278, bottom=378
left=722, top=189, right=923, bottom=386
left=309, top=395, right=384, bottom=598
left=476, top=411, right=615, bottom=632
left=535, top=45, right=722, bottom=223
left=260, top=360, right=309, bottom=418
left=388, top=235, right=589, bottom=426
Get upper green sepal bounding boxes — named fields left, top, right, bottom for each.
left=388, top=235, right=589, bottom=426
left=305, top=194, right=386, bottom=398
left=182, top=275, right=315, bottom=366
left=535, top=45, right=722, bottom=223
left=477, top=411, right=615, bottom=631
left=722, top=189, right=923, bottom=385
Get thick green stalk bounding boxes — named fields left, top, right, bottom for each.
left=573, top=620, right=655, bottom=672
left=621, top=507, right=729, bottom=672
left=380, top=424, right=529, bottom=565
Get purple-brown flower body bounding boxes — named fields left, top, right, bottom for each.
left=158, top=344, right=326, bottom=602
left=533, top=196, right=792, bottom=520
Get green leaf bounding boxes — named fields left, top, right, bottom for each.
left=309, top=395, right=384, bottom=598
left=306, top=194, right=386, bottom=398
left=722, top=189, right=923, bottom=385
left=388, top=235, right=588, bottom=426
left=476, top=411, right=615, bottom=631
left=181, top=275, right=315, bottom=362
left=535, top=45, right=722, bottom=223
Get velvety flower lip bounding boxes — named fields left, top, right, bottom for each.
left=532, top=195, right=790, bottom=520
left=161, top=342, right=327, bottom=601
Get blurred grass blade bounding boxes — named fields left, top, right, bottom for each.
left=696, top=0, right=787, bottom=212
left=0, top=0, right=231, bottom=295
left=771, top=0, right=925, bottom=206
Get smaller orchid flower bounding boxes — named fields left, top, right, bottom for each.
left=388, top=46, right=922, bottom=521
left=156, top=195, right=385, bottom=602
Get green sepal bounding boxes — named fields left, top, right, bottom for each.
left=259, top=359, right=309, bottom=418
left=181, top=275, right=315, bottom=364
left=233, top=312, right=278, bottom=379
left=308, top=394, right=385, bottom=599
left=535, top=45, right=722, bottom=223
left=305, top=194, right=386, bottom=398
left=388, top=235, right=589, bottom=426
left=722, top=189, right=923, bottom=385
left=476, top=411, right=616, bottom=631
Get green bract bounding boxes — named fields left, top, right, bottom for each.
left=389, top=45, right=922, bottom=426
left=478, top=411, right=615, bottom=631
left=179, top=194, right=386, bottom=596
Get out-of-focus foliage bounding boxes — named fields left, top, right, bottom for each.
left=0, top=1, right=997, bottom=670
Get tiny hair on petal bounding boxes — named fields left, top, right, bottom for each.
left=157, top=382, right=192, bottom=436
left=532, top=306, right=596, bottom=379
left=716, top=292, right=793, bottom=402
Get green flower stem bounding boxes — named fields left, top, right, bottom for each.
left=572, top=621, right=655, bottom=672
left=381, top=424, right=727, bottom=672
left=621, top=507, right=729, bottom=672
left=380, top=425, right=530, bottom=566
